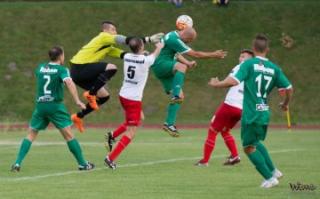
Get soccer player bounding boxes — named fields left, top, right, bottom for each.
left=208, top=34, right=293, bottom=188
left=151, top=27, right=227, bottom=137
left=104, top=38, right=164, bottom=169
left=70, top=21, right=163, bottom=132
left=11, top=46, right=94, bottom=172
left=196, top=49, right=254, bottom=167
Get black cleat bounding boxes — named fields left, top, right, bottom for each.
left=78, top=161, right=95, bottom=171
left=163, top=123, right=180, bottom=137
left=170, top=96, right=183, bottom=104
left=223, top=155, right=241, bottom=166
left=11, top=164, right=21, bottom=172
left=105, top=131, right=115, bottom=152
left=104, top=156, right=117, bottom=170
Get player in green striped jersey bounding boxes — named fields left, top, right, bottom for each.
left=208, top=34, right=293, bottom=188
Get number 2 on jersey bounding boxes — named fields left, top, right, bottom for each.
left=43, top=75, right=52, bottom=94
left=255, top=74, right=272, bottom=98
left=127, top=66, right=136, bottom=79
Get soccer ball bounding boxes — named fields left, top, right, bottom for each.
left=176, top=15, right=193, bottom=31
left=213, top=0, right=229, bottom=5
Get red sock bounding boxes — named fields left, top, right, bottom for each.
left=202, top=127, right=218, bottom=163
left=221, top=130, right=238, bottom=157
left=112, top=123, right=127, bottom=139
left=108, top=135, right=131, bottom=161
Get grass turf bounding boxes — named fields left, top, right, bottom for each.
left=0, top=128, right=319, bottom=199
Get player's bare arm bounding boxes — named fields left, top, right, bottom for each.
left=151, top=42, right=164, bottom=57
left=208, top=76, right=238, bottom=88
left=279, top=88, right=293, bottom=111
left=186, top=49, right=227, bottom=59
left=64, top=78, right=86, bottom=110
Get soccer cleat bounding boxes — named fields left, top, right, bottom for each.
left=71, top=114, right=85, bottom=133
left=194, top=160, right=209, bottom=167
left=272, top=169, right=283, bottom=179
left=223, top=155, right=241, bottom=166
left=78, top=161, right=95, bottom=171
left=105, top=131, right=115, bottom=152
left=170, top=96, right=183, bottom=104
left=260, top=177, right=279, bottom=188
left=11, top=164, right=21, bottom=172
left=104, top=156, right=117, bottom=170
left=83, top=91, right=99, bottom=110
left=163, top=123, right=180, bottom=137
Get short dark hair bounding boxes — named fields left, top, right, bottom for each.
left=253, top=34, right=269, bottom=53
left=240, top=49, right=254, bottom=57
left=129, top=37, right=143, bottom=54
left=48, top=46, right=63, bottom=61
left=102, top=21, right=116, bottom=29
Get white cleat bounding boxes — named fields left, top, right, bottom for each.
left=272, top=169, right=283, bottom=179
left=260, top=177, right=279, bottom=188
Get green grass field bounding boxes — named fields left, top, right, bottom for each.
left=0, top=128, right=319, bottom=199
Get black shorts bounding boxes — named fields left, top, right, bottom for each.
left=70, top=62, right=107, bottom=90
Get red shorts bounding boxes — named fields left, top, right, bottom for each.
left=210, top=102, right=242, bottom=133
left=119, top=96, right=142, bottom=126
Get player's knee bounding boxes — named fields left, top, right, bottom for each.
left=97, top=96, right=110, bottom=105
left=27, top=129, right=38, bottom=142
left=106, top=63, right=117, bottom=70
left=244, top=145, right=256, bottom=154
left=126, top=128, right=137, bottom=139
left=179, top=91, right=185, bottom=99
left=60, top=127, right=74, bottom=141
left=175, top=63, right=187, bottom=73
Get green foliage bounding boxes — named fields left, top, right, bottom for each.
left=0, top=1, right=319, bottom=124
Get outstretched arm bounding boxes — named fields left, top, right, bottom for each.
left=64, top=78, right=86, bottom=110
left=208, top=76, right=238, bottom=88
left=186, top=49, right=227, bottom=59
left=151, top=42, right=164, bottom=57
left=115, top=33, right=164, bottom=45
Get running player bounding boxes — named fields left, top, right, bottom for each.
left=151, top=27, right=227, bottom=137
left=208, top=34, right=293, bottom=188
left=11, top=46, right=94, bottom=172
left=104, top=38, right=163, bottom=169
left=70, top=21, right=163, bottom=132
left=196, top=49, right=254, bottom=167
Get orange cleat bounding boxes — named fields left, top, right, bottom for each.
left=71, top=114, right=85, bottom=133
left=83, top=91, right=99, bottom=110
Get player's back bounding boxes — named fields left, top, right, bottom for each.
left=120, top=53, right=155, bottom=101
left=70, top=32, right=117, bottom=64
left=35, top=63, right=69, bottom=103
left=238, top=56, right=291, bottom=124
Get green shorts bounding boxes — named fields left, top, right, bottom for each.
left=30, top=102, right=72, bottom=131
left=241, top=123, right=268, bottom=147
left=152, top=59, right=177, bottom=93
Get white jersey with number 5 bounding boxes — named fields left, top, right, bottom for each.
left=224, top=64, right=244, bottom=110
left=119, top=53, right=156, bottom=101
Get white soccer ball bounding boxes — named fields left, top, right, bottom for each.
left=176, top=15, right=193, bottom=31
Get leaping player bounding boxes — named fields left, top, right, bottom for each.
left=104, top=38, right=164, bottom=169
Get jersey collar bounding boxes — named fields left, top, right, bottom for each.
left=48, top=62, right=60, bottom=65
left=174, top=31, right=180, bottom=38
left=256, top=56, right=268, bottom=61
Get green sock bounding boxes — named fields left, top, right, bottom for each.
left=172, top=71, right=185, bottom=97
left=247, top=149, right=273, bottom=180
left=256, top=142, right=275, bottom=172
left=67, top=139, right=87, bottom=166
left=165, top=103, right=181, bottom=125
left=15, top=138, right=32, bottom=165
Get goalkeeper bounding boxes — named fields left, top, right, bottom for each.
left=70, top=21, right=163, bottom=132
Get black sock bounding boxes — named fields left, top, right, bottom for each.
left=89, top=69, right=117, bottom=95
left=76, top=96, right=110, bottom=118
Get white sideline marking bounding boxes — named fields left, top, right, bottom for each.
left=0, top=148, right=304, bottom=182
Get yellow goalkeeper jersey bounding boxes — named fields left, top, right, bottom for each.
left=70, top=32, right=124, bottom=64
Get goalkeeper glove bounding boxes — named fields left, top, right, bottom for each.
left=145, top=33, right=164, bottom=43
